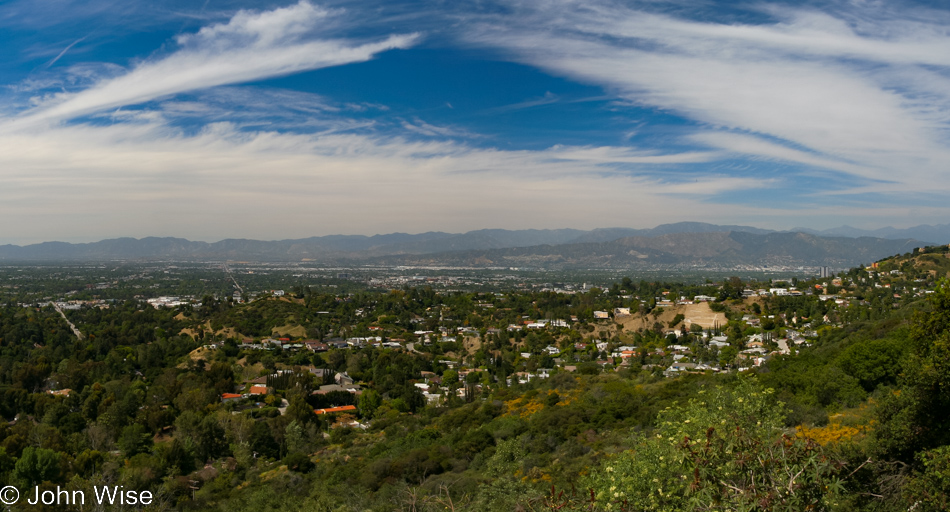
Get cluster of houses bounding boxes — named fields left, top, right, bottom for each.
left=208, top=305, right=827, bottom=412
left=220, top=383, right=271, bottom=403
left=146, top=296, right=192, bottom=308
left=47, top=299, right=110, bottom=310
left=236, top=336, right=392, bottom=352
left=220, top=368, right=366, bottom=426
left=206, top=270, right=945, bottom=418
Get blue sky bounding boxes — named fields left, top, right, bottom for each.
left=1, top=0, right=949, bottom=244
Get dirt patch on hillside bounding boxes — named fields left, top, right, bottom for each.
left=619, top=302, right=727, bottom=331
left=217, top=327, right=243, bottom=339
left=177, top=346, right=216, bottom=368
left=463, top=336, right=482, bottom=355
left=237, top=361, right=266, bottom=381
left=271, top=324, right=307, bottom=338
left=179, top=321, right=246, bottom=340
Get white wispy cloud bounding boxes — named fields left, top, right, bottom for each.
left=689, top=132, right=872, bottom=177
left=150, top=87, right=383, bottom=134
left=570, top=7, right=950, bottom=67
left=400, top=118, right=479, bottom=139
left=0, top=114, right=786, bottom=244
left=487, top=91, right=560, bottom=114
left=463, top=0, right=950, bottom=191
left=545, top=145, right=719, bottom=165
left=9, top=1, right=419, bottom=127
left=44, top=36, right=88, bottom=68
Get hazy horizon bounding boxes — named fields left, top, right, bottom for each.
left=1, top=221, right=947, bottom=247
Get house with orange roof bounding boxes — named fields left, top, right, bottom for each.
left=313, top=405, right=357, bottom=415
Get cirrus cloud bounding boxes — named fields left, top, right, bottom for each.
left=463, top=0, right=950, bottom=191
left=9, top=1, right=419, bottom=127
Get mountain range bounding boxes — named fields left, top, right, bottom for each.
left=361, top=231, right=924, bottom=269
left=0, top=222, right=943, bottom=268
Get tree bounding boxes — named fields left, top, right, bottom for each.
left=668, top=314, right=685, bottom=328
left=358, top=389, right=382, bottom=419
left=875, top=279, right=950, bottom=462
left=904, top=445, right=950, bottom=511
left=284, top=420, right=310, bottom=455
left=118, top=423, right=153, bottom=458
left=718, top=345, right=738, bottom=368
left=442, top=370, right=459, bottom=385
left=286, top=389, right=316, bottom=425
left=14, top=447, right=63, bottom=487
left=250, top=421, right=280, bottom=460
left=174, top=411, right=226, bottom=463
left=718, top=276, right=743, bottom=302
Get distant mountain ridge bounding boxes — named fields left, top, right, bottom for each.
left=0, top=222, right=940, bottom=266
left=365, top=231, right=924, bottom=269
left=790, top=223, right=950, bottom=243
